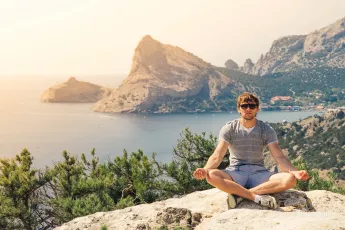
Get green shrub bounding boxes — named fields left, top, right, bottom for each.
left=293, top=159, right=345, bottom=194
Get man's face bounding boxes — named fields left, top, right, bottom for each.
left=237, top=100, right=259, bottom=120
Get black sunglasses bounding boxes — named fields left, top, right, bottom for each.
left=240, top=103, right=257, bottom=110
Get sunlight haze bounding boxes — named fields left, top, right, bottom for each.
left=1, top=0, right=345, bottom=77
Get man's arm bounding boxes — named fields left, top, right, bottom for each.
left=203, top=140, right=229, bottom=171
left=193, top=140, right=229, bottom=180
left=268, top=142, right=296, bottom=172
left=268, top=142, right=309, bottom=181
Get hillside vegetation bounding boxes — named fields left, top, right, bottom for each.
left=218, top=67, right=345, bottom=105
left=271, top=109, right=345, bottom=180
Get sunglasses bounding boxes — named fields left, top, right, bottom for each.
left=240, top=103, right=257, bottom=110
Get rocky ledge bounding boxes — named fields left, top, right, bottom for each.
left=55, top=188, right=345, bottom=230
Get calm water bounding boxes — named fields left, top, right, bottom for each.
left=0, top=78, right=321, bottom=168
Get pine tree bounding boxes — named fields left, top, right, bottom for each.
left=0, top=149, right=52, bottom=230
left=162, top=128, right=218, bottom=194
left=108, top=149, right=163, bottom=206
left=48, top=149, right=115, bottom=224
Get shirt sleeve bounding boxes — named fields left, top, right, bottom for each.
left=218, top=124, right=231, bottom=144
left=265, top=125, right=278, bottom=145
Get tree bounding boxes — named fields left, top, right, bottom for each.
left=162, top=128, right=223, bottom=194
left=108, top=149, right=163, bottom=206
left=48, top=149, right=115, bottom=224
left=0, top=149, right=52, bottom=230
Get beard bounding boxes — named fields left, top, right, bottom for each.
left=241, top=113, right=256, bottom=120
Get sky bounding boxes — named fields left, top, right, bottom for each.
left=1, top=0, right=345, bottom=77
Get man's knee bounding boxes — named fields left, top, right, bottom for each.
left=283, top=173, right=297, bottom=188
left=205, top=169, right=233, bottom=186
left=205, top=169, right=222, bottom=185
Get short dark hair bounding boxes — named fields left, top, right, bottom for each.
left=237, top=92, right=260, bottom=108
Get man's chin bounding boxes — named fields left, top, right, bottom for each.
left=242, top=115, right=255, bottom=120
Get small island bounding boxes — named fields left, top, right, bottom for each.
left=40, top=77, right=108, bottom=103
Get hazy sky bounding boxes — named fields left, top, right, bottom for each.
left=1, top=0, right=345, bottom=77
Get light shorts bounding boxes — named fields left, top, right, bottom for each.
left=223, top=164, right=275, bottom=189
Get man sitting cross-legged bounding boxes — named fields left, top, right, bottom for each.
left=193, top=92, right=309, bottom=209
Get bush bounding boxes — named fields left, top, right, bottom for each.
left=293, top=159, right=345, bottom=194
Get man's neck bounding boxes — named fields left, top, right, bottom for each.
left=240, top=117, right=257, bottom=128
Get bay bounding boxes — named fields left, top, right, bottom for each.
left=0, top=78, right=322, bottom=168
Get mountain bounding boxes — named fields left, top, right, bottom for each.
left=92, top=35, right=244, bottom=113
left=55, top=188, right=345, bottom=230
left=238, top=17, right=345, bottom=75
left=41, top=77, right=109, bottom=103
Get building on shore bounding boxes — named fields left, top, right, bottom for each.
left=270, top=96, right=294, bottom=105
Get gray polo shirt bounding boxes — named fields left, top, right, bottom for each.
left=218, top=119, right=278, bottom=167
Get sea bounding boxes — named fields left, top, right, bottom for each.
left=0, top=77, right=322, bottom=168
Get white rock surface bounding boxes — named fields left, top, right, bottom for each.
left=55, top=188, right=345, bottom=230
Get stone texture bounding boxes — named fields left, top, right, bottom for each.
left=198, top=209, right=345, bottom=230
left=155, top=207, right=192, bottom=229
left=55, top=188, right=345, bottom=230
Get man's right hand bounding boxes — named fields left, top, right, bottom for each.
left=193, top=168, right=208, bottom=180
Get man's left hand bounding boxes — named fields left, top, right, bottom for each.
left=290, top=170, right=310, bottom=181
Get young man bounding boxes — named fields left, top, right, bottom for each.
left=193, top=92, right=309, bottom=209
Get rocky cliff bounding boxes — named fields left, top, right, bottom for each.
left=55, top=188, right=345, bottom=230
left=92, top=35, right=244, bottom=113
left=240, top=58, right=255, bottom=73
left=239, top=17, right=345, bottom=75
left=41, top=77, right=108, bottom=103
